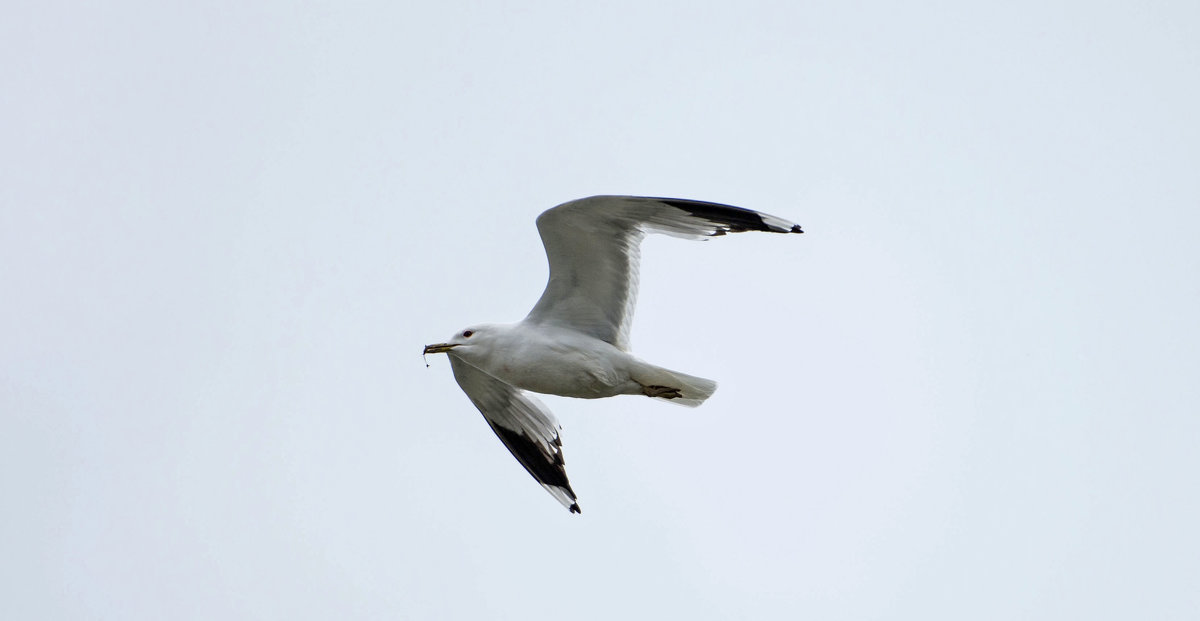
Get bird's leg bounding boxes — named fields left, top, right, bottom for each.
left=641, top=384, right=683, bottom=399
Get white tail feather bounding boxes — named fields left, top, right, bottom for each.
left=657, top=368, right=718, bottom=407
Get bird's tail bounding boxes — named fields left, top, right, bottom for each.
left=636, top=363, right=718, bottom=407
left=669, top=369, right=718, bottom=407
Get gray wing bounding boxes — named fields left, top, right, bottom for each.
left=524, top=195, right=804, bottom=351
left=448, top=356, right=580, bottom=514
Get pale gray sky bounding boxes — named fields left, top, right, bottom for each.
left=3, top=1, right=1198, bottom=619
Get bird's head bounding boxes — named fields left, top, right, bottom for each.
left=422, top=324, right=498, bottom=363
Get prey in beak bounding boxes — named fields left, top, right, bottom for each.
left=422, top=342, right=459, bottom=367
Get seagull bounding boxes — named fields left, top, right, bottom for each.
left=423, top=196, right=803, bottom=513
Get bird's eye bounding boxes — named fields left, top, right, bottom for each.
left=462, top=330, right=474, bottom=338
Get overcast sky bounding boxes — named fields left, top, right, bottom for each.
left=3, top=1, right=1198, bottom=619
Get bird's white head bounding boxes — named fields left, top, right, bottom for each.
left=422, top=324, right=502, bottom=364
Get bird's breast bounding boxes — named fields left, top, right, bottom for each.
left=488, top=333, right=634, bottom=399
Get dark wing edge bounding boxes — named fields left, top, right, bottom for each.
left=645, top=197, right=805, bottom=235
left=483, top=419, right=581, bottom=514
left=448, top=357, right=581, bottom=514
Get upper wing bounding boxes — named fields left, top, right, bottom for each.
left=448, top=356, right=581, bottom=514
left=524, top=196, right=804, bottom=351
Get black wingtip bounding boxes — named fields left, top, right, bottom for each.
left=570, top=503, right=582, bottom=514
left=650, top=197, right=803, bottom=235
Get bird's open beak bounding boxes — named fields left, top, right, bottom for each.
left=423, top=343, right=459, bottom=355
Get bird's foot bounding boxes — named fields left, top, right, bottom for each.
left=642, top=384, right=683, bottom=399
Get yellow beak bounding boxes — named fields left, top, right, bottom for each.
left=422, top=343, right=459, bottom=355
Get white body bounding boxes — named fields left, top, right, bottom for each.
left=446, top=322, right=717, bottom=405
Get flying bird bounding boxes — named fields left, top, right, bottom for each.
left=423, top=195, right=804, bottom=513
